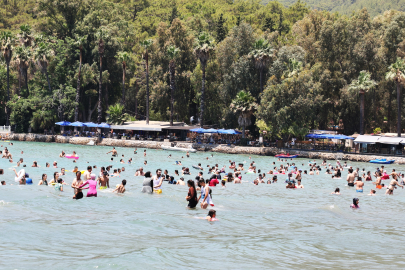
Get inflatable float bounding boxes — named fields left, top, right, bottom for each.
left=192, top=165, right=203, bottom=170
left=369, top=159, right=394, bottom=164
left=161, top=145, right=197, bottom=153
left=65, top=155, right=79, bottom=160
left=275, top=154, right=298, bottom=158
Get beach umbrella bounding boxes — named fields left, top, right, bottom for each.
left=190, top=128, right=206, bottom=133
left=55, top=121, right=71, bottom=126
left=97, top=122, right=111, bottom=128
left=69, top=121, right=86, bottom=127
left=217, top=129, right=228, bottom=134
left=84, top=122, right=99, bottom=128
left=204, top=128, right=218, bottom=133
left=227, top=129, right=241, bottom=135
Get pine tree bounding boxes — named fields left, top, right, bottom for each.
left=262, top=17, right=275, bottom=32
left=169, top=6, right=178, bottom=24
left=216, top=14, right=227, bottom=42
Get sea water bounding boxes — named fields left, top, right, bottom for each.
left=1, top=141, right=405, bottom=269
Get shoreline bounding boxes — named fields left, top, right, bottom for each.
left=3, top=133, right=405, bottom=164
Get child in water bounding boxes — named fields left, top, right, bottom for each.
left=114, top=180, right=127, bottom=194
left=206, top=209, right=218, bottom=221
left=350, top=198, right=360, bottom=208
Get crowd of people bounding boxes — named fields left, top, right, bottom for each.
left=3, top=143, right=405, bottom=219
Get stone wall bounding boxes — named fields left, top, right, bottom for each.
left=3, top=133, right=405, bottom=164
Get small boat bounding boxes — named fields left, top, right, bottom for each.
left=161, top=145, right=197, bottom=153
left=369, top=159, right=395, bottom=164
left=275, top=154, right=298, bottom=158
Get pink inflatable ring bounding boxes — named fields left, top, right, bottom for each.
left=65, top=155, right=79, bottom=160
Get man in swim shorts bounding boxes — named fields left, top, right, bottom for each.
left=106, top=147, right=118, bottom=156
left=347, top=168, right=355, bottom=187
left=98, top=171, right=110, bottom=189
left=355, top=177, right=364, bottom=192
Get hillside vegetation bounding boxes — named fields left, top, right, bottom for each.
left=275, top=0, right=405, bottom=17
left=1, top=0, right=405, bottom=139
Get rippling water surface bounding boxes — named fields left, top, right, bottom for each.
left=1, top=141, right=405, bottom=269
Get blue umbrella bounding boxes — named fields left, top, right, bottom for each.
left=204, top=128, right=218, bottom=133
left=228, top=129, right=241, bottom=134
left=97, top=122, right=111, bottom=128
left=217, top=129, right=228, bottom=134
left=190, top=128, right=206, bottom=133
left=55, top=121, right=71, bottom=126
left=69, top=121, right=86, bottom=127
left=84, top=122, right=99, bottom=128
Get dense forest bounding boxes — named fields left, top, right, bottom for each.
left=1, top=0, right=405, bottom=140
left=275, top=0, right=405, bottom=17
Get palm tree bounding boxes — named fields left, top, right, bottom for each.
left=34, top=42, right=54, bottom=93
left=74, top=35, right=87, bottom=124
left=14, top=46, right=31, bottom=96
left=249, top=38, right=274, bottom=93
left=230, top=90, right=257, bottom=138
left=386, top=58, right=405, bottom=137
left=283, top=58, right=303, bottom=78
left=349, top=70, right=377, bottom=135
left=96, top=30, right=106, bottom=124
left=140, top=39, right=153, bottom=124
left=106, top=103, right=127, bottom=125
left=116, top=51, right=131, bottom=105
left=1, top=31, right=15, bottom=126
left=18, top=24, right=33, bottom=47
left=167, top=45, right=180, bottom=126
left=194, top=32, right=214, bottom=127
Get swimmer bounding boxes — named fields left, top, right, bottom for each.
left=98, top=171, right=109, bottom=189
left=385, top=176, right=404, bottom=195
left=205, top=209, right=218, bottom=221
left=106, top=147, right=118, bottom=156
left=59, top=151, right=66, bottom=157
left=144, top=160, right=147, bottom=165
left=13, top=168, right=26, bottom=185
left=144, top=150, right=146, bottom=157
left=296, top=179, right=304, bottom=188
left=142, top=171, right=153, bottom=193
left=355, top=177, right=364, bottom=193
left=53, top=161, right=58, bottom=168
left=221, top=180, right=226, bottom=187
left=32, top=161, right=39, bottom=167
left=198, top=178, right=214, bottom=209
left=49, top=172, right=59, bottom=185
left=60, top=168, right=66, bottom=176
left=186, top=151, right=190, bottom=158
left=331, top=188, right=340, bottom=195
left=72, top=166, right=78, bottom=173
left=54, top=178, right=64, bottom=191
left=46, top=162, right=50, bottom=167
left=368, top=189, right=376, bottom=196
left=135, top=167, right=145, bottom=176
left=347, top=168, right=355, bottom=187
left=186, top=180, right=198, bottom=208
left=38, top=174, right=48, bottom=185
left=79, top=173, right=98, bottom=197
left=72, top=171, right=83, bottom=199
left=113, top=180, right=126, bottom=193
left=152, top=169, right=163, bottom=194
left=82, top=165, right=92, bottom=181
left=176, top=177, right=185, bottom=186
left=1, top=181, right=5, bottom=185
left=350, top=198, right=360, bottom=208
